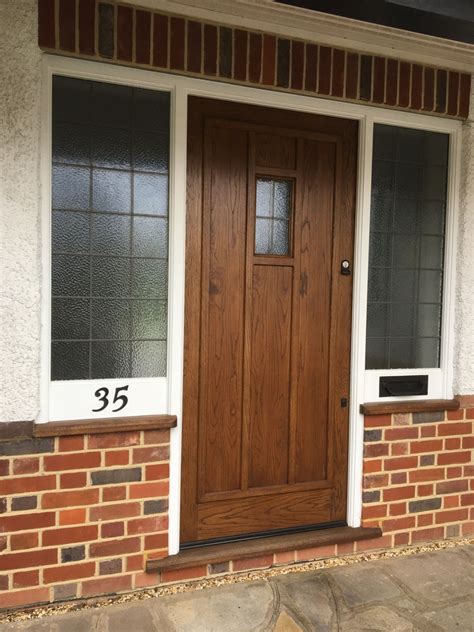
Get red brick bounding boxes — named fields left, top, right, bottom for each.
left=127, top=516, right=168, bottom=535
left=44, top=451, right=101, bottom=471
left=363, top=474, right=389, bottom=489
left=144, top=533, right=168, bottom=550
left=461, top=493, right=474, bottom=507
left=391, top=442, right=408, bottom=456
left=382, top=516, right=415, bottom=532
left=0, top=511, right=55, bottom=534
left=152, top=14, right=168, bottom=68
left=44, top=562, right=95, bottom=584
left=59, top=508, right=87, bottom=526
left=467, top=408, right=474, bottom=420
left=262, top=34, right=276, bottom=86
left=90, top=537, right=141, bottom=558
left=78, top=0, right=96, bottom=56
left=132, top=446, right=169, bottom=464
left=418, top=513, right=433, bottom=527
left=417, top=484, right=434, bottom=496
left=364, top=443, right=389, bottom=458
left=409, top=468, right=445, bottom=483
left=331, top=48, right=345, bottom=97
left=421, top=425, right=437, bottom=437
left=274, top=550, right=295, bottom=564
left=82, top=574, right=133, bottom=597
left=0, top=548, right=57, bottom=572
left=345, top=52, right=358, bottom=99
left=462, top=436, right=474, bottom=449
left=231, top=554, right=273, bottom=571
left=411, top=527, right=444, bottom=543
left=60, top=472, right=88, bottom=489
left=103, top=486, right=127, bottom=502
left=38, top=0, right=56, bottom=49
left=102, top=521, right=125, bottom=538
left=464, top=464, right=474, bottom=476
left=435, top=508, right=469, bottom=524
left=385, top=427, right=419, bottom=441
left=90, top=502, right=141, bottom=522
left=383, top=486, right=416, bottom=502
left=143, top=430, right=170, bottom=445
left=384, top=456, right=418, bottom=471
left=135, top=571, right=159, bottom=588
left=0, top=475, right=56, bottom=495
left=59, top=0, right=76, bottom=52
left=0, top=460, right=8, bottom=476
left=147, top=549, right=167, bottom=562
left=362, top=504, right=387, bottom=519
left=445, top=437, right=461, bottom=450
left=129, top=481, right=168, bottom=499
left=389, top=502, right=406, bottom=516
left=249, top=33, right=262, bottom=84
left=438, top=422, right=471, bottom=436
left=462, top=521, right=474, bottom=536
left=438, top=451, right=471, bottom=466
left=365, top=415, right=392, bottom=428
left=355, top=535, right=392, bottom=552
left=42, top=525, right=98, bottom=546
left=447, top=408, right=464, bottom=420
left=410, top=440, right=442, bottom=454
left=394, top=532, right=409, bottom=546
left=135, top=9, right=151, bottom=65
left=204, top=24, right=218, bottom=76
left=105, top=450, right=130, bottom=466
left=393, top=414, right=411, bottom=426
left=444, top=495, right=459, bottom=509
left=436, top=479, right=468, bottom=495
left=373, top=56, right=385, bottom=103
left=0, top=587, right=50, bottom=609
left=0, top=536, right=6, bottom=552
left=448, top=466, right=463, bottom=479
left=391, top=472, right=407, bottom=485
left=10, top=532, right=39, bottom=551
left=126, top=554, right=144, bottom=572
left=42, top=488, right=99, bottom=509
left=336, top=541, right=354, bottom=555
left=295, top=545, right=336, bottom=562
left=363, top=459, right=383, bottom=474
left=146, top=463, right=169, bottom=480
left=58, top=436, right=85, bottom=452
left=13, top=570, right=39, bottom=589
left=161, top=565, right=207, bottom=583
left=13, top=457, right=39, bottom=475
left=117, top=6, right=135, bottom=63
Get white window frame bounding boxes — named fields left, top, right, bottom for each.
left=39, top=54, right=461, bottom=554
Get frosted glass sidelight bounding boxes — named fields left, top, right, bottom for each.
left=255, top=178, right=292, bottom=256
left=365, top=124, right=448, bottom=370
left=51, top=76, right=170, bottom=380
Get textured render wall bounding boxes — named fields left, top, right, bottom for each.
left=0, top=0, right=43, bottom=421
left=455, top=76, right=474, bottom=395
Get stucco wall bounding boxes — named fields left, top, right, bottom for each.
left=0, top=0, right=43, bottom=421
left=455, top=79, right=474, bottom=395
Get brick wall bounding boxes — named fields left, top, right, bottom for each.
left=0, top=428, right=170, bottom=610
left=362, top=403, right=474, bottom=545
left=38, top=0, right=471, bottom=119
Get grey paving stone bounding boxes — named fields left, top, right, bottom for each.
left=416, top=599, right=474, bottom=631
left=273, top=572, right=334, bottom=631
left=340, top=605, right=416, bottom=632
left=327, top=564, right=403, bottom=608
left=149, top=581, right=275, bottom=632
left=380, top=547, right=473, bottom=603
left=106, top=604, right=158, bottom=632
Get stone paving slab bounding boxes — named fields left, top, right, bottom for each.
left=1, top=545, right=473, bottom=632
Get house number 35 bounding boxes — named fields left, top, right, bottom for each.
left=92, top=385, right=129, bottom=413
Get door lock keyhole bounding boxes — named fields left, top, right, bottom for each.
left=341, top=260, right=351, bottom=275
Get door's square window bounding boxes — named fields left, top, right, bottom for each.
left=255, top=178, right=292, bottom=256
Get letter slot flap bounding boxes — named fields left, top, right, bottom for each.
left=379, top=375, right=428, bottom=398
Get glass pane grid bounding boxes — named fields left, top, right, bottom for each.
left=366, top=124, right=448, bottom=370
left=255, top=178, right=292, bottom=256
left=51, top=77, right=170, bottom=381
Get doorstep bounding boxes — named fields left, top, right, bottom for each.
left=146, top=525, right=381, bottom=573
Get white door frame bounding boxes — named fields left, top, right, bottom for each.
left=40, top=54, right=461, bottom=554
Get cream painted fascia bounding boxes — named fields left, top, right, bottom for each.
left=120, top=0, right=474, bottom=73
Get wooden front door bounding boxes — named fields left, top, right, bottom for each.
left=181, top=97, right=357, bottom=544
